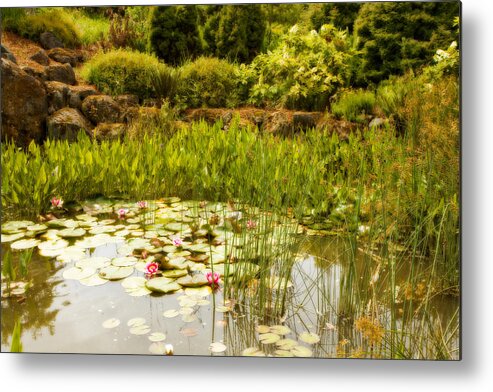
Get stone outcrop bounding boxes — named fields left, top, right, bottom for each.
left=114, top=94, right=139, bottom=108
left=45, top=82, right=98, bottom=114
left=46, top=108, right=93, bottom=141
left=1, top=45, right=17, bottom=63
left=40, top=32, right=64, bottom=50
left=47, top=48, right=83, bottom=67
left=1, top=58, right=47, bottom=145
left=30, top=50, right=50, bottom=66
left=81, top=95, right=123, bottom=124
left=46, top=63, right=76, bottom=85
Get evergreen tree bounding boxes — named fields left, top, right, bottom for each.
left=311, top=3, right=361, bottom=32
left=354, top=1, right=459, bottom=84
left=148, top=5, right=201, bottom=65
left=205, top=5, right=266, bottom=63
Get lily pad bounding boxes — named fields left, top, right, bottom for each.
left=1, top=232, right=25, bottom=243
left=2, top=220, right=35, bottom=233
left=180, top=327, right=198, bottom=337
left=291, top=345, right=313, bottom=357
left=179, top=307, right=194, bottom=315
left=256, top=325, right=271, bottom=334
left=274, top=349, right=294, bottom=357
left=58, top=228, right=86, bottom=238
left=79, top=274, right=108, bottom=286
left=102, top=318, right=120, bottom=329
left=181, top=314, right=197, bottom=323
left=184, top=286, right=212, bottom=297
left=270, top=325, right=292, bottom=336
left=121, top=276, right=147, bottom=290
left=148, top=342, right=167, bottom=355
left=215, top=305, right=232, bottom=313
left=129, top=324, right=151, bottom=335
left=76, top=256, right=111, bottom=269
left=187, top=243, right=210, bottom=253
left=127, top=318, right=146, bottom=327
left=176, top=274, right=209, bottom=288
left=56, top=246, right=87, bottom=263
left=148, top=332, right=167, bottom=342
left=146, top=277, right=181, bottom=294
left=99, top=265, right=134, bottom=280
left=111, top=256, right=138, bottom=267
left=209, top=342, right=227, bottom=353
left=298, top=332, right=320, bottom=345
left=242, top=347, right=266, bottom=357
left=276, top=338, right=298, bottom=350
left=161, top=269, right=188, bottom=279
left=163, top=309, right=179, bottom=318
left=89, top=225, right=117, bottom=235
left=63, top=267, right=96, bottom=280
left=38, top=239, right=68, bottom=251
left=26, top=224, right=48, bottom=232
left=259, top=333, right=281, bottom=344
left=10, top=238, right=40, bottom=250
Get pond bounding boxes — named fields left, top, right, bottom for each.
left=1, top=198, right=459, bottom=358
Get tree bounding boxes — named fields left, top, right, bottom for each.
left=204, top=5, right=266, bottom=63
left=354, top=1, right=459, bottom=84
left=311, top=3, right=361, bottom=32
left=148, top=5, right=201, bottom=66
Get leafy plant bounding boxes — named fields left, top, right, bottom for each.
left=332, top=89, right=376, bottom=122
left=81, top=49, right=169, bottom=100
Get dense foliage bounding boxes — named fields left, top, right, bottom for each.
left=82, top=49, right=170, bottom=100
left=203, top=4, right=266, bottom=63
left=354, top=1, right=460, bottom=84
left=177, top=57, right=243, bottom=108
left=148, top=5, right=201, bottom=65
left=248, top=24, right=356, bottom=110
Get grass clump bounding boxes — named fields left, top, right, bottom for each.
left=3, top=8, right=81, bottom=48
left=81, top=49, right=171, bottom=101
left=177, top=57, right=243, bottom=108
left=332, top=89, right=376, bottom=122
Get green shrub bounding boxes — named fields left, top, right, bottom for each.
left=332, top=89, right=376, bottom=122
left=248, top=24, right=356, bottom=110
left=148, top=5, right=201, bottom=66
left=81, top=49, right=171, bottom=101
left=150, top=66, right=181, bottom=103
left=9, top=8, right=82, bottom=48
left=69, top=9, right=110, bottom=46
left=177, top=57, right=242, bottom=108
left=1, top=8, right=28, bottom=32
left=204, top=4, right=266, bottom=63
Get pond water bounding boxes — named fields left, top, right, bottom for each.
left=1, top=198, right=459, bottom=358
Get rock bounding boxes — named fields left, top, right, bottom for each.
left=30, top=50, right=50, bottom=66
left=81, top=95, right=123, bottom=124
left=46, top=108, right=93, bottom=141
left=69, top=85, right=99, bottom=101
left=92, top=123, right=127, bottom=141
left=40, top=32, right=64, bottom=50
left=45, top=81, right=70, bottom=114
left=21, top=65, right=47, bottom=81
left=1, top=45, right=17, bottom=64
left=293, top=112, right=320, bottom=130
left=114, top=94, right=139, bottom=108
left=46, top=63, right=76, bottom=85
left=369, top=117, right=386, bottom=129
left=47, top=48, right=82, bottom=67
left=1, top=58, right=47, bottom=145
left=264, top=111, right=293, bottom=136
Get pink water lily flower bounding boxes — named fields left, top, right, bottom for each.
left=246, top=219, right=257, bottom=230
left=51, top=197, right=64, bottom=209
left=145, top=261, right=160, bottom=277
left=117, top=208, right=127, bottom=219
left=137, top=200, right=148, bottom=209
left=206, top=271, right=220, bottom=287
left=172, top=237, right=183, bottom=247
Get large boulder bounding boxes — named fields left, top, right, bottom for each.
left=1, top=58, right=47, bottom=145
left=46, top=63, right=76, bottom=85
left=81, top=95, right=123, bottom=124
left=46, top=108, right=93, bottom=141
left=47, top=48, right=82, bottom=67
left=1, top=45, right=17, bottom=64
left=21, top=65, right=47, bottom=81
left=40, top=32, right=64, bottom=50
left=30, top=50, right=50, bottom=66
left=45, top=81, right=71, bottom=114
left=114, top=94, right=139, bottom=109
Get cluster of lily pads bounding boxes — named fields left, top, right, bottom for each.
left=241, top=325, right=320, bottom=358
